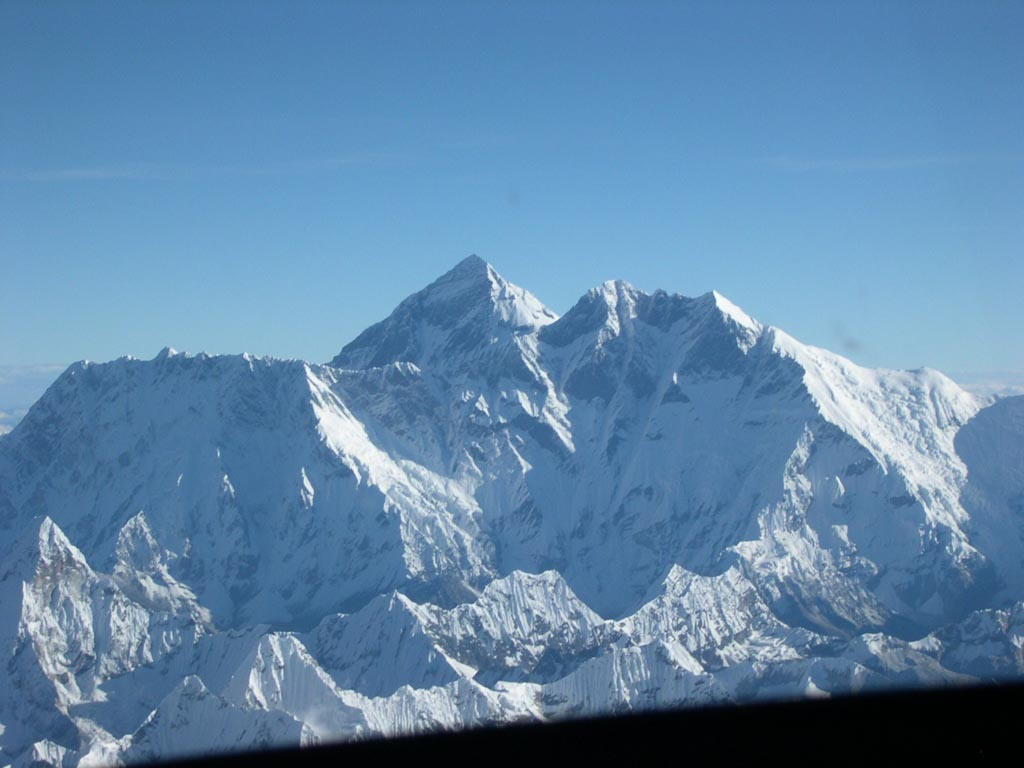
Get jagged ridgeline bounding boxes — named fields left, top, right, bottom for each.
left=1, top=255, right=1023, bottom=766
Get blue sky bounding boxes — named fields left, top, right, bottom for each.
left=2, top=1, right=1022, bottom=407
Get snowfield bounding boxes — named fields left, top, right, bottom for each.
left=1, top=256, right=1022, bottom=766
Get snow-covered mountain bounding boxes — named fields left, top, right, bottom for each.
left=1, top=255, right=1022, bottom=766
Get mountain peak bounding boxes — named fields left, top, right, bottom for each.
left=330, top=257, right=557, bottom=370
left=0, top=515, right=87, bottom=582
left=542, top=282, right=760, bottom=351
left=708, top=290, right=761, bottom=337
left=420, top=254, right=503, bottom=303
left=595, top=279, right=641, bottom=307
left=446, top=253, right=489, bottom=277
left=587, top=279, right=642, bottom=331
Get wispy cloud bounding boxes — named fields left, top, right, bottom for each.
left=0, top=363, right=68, bottom=387
left=949, top=371, right=1024, bottom=400
left=759, top=151, right=1024, bottom=172
left=0, top=152, right=398, bottom=183
left=0, top=364, right=68, bottom=433
left=938, top=223, right=1023, bottom=234
left=6, top=165, right=169, bottom=182
left=0, top=408, right=28, bottom=434
left=759, top=154, right=967, bottom=172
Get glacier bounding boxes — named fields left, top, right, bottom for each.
left=1, top=254, right=1022, bottom=766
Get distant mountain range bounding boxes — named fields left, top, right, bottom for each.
left=2, top=256, right=1022, bottom=766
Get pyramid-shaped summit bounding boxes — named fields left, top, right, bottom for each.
left=330, top=255, right=557, bottom=370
